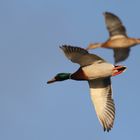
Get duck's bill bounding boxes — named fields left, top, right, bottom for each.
left=112, top=65, right=127, bottom=76
left=47, top=78, right=57, bottom=84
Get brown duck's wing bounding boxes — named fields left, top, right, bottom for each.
left=88, top=77, right=115, bottom=132
left=104, top=12, right=127, bottom=38
left=113, top=48, right=130, bottom=63
left=60, top=45, right=105, bottom=66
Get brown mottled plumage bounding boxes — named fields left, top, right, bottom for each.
left=87, top=12, right=140, bottom=63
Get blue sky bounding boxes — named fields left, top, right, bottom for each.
left=1, top=0, right=140, bottom=140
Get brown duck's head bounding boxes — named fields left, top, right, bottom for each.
left=47, top=73, right=71, bottom=84
left=112, top=65, right=127, bottom=76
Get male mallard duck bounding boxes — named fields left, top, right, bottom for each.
left=86, top=12, right=140, bottom=63
left=47, top=45, right=126, bottom=132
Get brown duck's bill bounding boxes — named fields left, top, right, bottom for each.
left=47, top=78, right=57, bottom=84
left=112, top=65, right=127, bottom=76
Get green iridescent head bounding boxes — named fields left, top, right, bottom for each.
left=47, top=73, right=71, bottom=84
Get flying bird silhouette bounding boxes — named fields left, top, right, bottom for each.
left=86, top=12, right=140, bottom=63
left=47, top=45, right=126, bottom=131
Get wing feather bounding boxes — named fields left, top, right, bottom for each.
left=104, top=12, right=127, bottom=38
left=88, top=77, right=115, bottom=132
left=60, top=45, right=105, bottom=66
left=113, top=48, right=130, bottom=63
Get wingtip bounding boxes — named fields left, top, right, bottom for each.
left=114, top=59, right=125, bottom=64
left=59, top=45, right=64, bottom=49
left=103, top=12, right=108, bottom=16
left=107, top=127, right=111, bottom=132
left=59, top=45, right=67, bottom=50
left=103, top=126, right=112, bottom=132
left=103, top=11, right=115, bottom=17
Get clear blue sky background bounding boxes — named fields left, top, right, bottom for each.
left=1, top=0, right=140, bottom=140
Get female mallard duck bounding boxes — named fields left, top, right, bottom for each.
left=86, top=12, right=140, bottom=63
left=47, top=45, right=126, bottom=132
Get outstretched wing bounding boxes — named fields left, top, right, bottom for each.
left=88, top=77, right=115, bottom=132
left=104, top=12, right=127, bottom=38
left=113, top=48, right=130, bottom=63
left=60, top=45, right=105, bottom=66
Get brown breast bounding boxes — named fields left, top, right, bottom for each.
left=71, top=68, right=88, bottom=81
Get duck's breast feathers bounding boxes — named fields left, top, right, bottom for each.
left=82, top=62, right=114, bottom=80
left=60, top=45, right=105, bottom=66
left=104, top=12, right=127, bottom=38
left=89, top=77, right=115, bottom=132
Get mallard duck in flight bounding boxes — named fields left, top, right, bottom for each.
left=47, top=45, right=126, bottom=131
left=87, top=12, right=140, bottom=63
